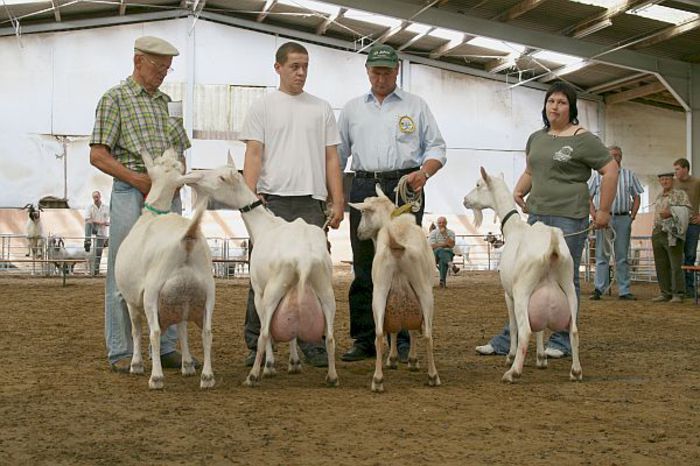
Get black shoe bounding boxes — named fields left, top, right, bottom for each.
left=302, top=346, right=329, bottom=368
left=84, top=240, right=91, bottom=253
left=619, top=293, right=637, bottom=301
left=398, top=345, right=410, bottom=364
left=589, top=289, right=602, bottom=300
left=161, top=351, right=201, bottom=369
left=244, top=349, right=257, bottom=367
left=341, top=343, right=375, bottom=362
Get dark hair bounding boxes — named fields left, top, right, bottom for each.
left=542, top=81, right=579, bottom=128
left=674, top=158, right=690, bottom=169
left=275, top=41, right=308, bottom=65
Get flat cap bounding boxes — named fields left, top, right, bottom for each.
left=366, top=44, right=398, bottom=68
left=657, top=172, right=675, bottom=178
left=134, top=36, right=179, bottom=56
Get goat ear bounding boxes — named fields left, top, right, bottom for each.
left=23, top=203, right=31, bottom=210
left=375, top=184, right=388, bottom=199
left=38, top=205, right=43, bottom=211
left=182, top=172, right=203, bottom=185
left=226, top=150, right=237, bottom=169
left=139, top=147, right=155, bottom=171
left=348, top=202, right=364, bottom=211
left=480, top=166, right=490, bottom=184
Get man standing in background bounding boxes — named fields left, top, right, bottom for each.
left=589, top=146, right=643, bottom=300
left=84, top=190, right=109, bottom=276
left=673, top=158, right=700, bottom=297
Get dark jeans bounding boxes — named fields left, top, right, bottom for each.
left=244, top=195, right=328, bottom=353
left=683, top=223, right=700, bottom=294
left=348, top=176, right=425, bottom=349
left=434, top=247, right=455, bottom=283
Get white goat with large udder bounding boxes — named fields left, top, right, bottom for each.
left=183, top=159, right=338, bottom=388
left=349, top=185, right=440, bottom=393
left=463, top=167, right=582, bottom=383
left=115, top=148, right=215, bottom=390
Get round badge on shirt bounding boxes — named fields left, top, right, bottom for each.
left=399, top=115, right=416, bottom=134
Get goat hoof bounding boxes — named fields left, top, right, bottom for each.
left=570, top=369, right=583, bottom=382
left=182, top=362, right=196, bottom=376
left=371, top=376, right=384, bottom=393
left=427, top=374, right=441, bottom=387
left=501, top=370, right=520, bottom=383
left=408, top=358, right=420, bottom=371
left=505, top=355, right=514, bottom=366
left=288, top=362, right=302, bottom=374
left=325, top=376, right=339, bottom=387
left=130, top=362, right=144, bottom=374
left=386, top=357, right=398, bottom=369
left=263, top=360, right=276, bottom=377
left=536, top=358, right=548, bottom=369
left=200, top=373, right=215, bottom=389
left=243, top=374, right=259, bottom=387
left=148, top=376, right=164, bottom=390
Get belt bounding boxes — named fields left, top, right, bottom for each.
left=354, top=167, right=419, bottom=180
left=613, top=212, right=629, bottom=215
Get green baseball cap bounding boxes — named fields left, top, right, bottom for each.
left=365, top=44, right=398, bottom=68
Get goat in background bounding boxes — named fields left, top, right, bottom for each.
left=24, top=203, right=44, bottom=258
left=463, top=167, right=582, bottom=383
left=115, top=148, right=215, bottom=390
left=349, top=185, right=440, bottom=393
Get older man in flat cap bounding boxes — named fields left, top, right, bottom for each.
left=651, top=171, right=691, bottom=303
left=337, top=44, right=446, bottom=362
left=89, top=35, right=192, bottom=373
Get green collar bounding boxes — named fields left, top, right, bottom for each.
left=391, top=203, right=414, bottom=218
left=144, top=202, right=170, bottom=215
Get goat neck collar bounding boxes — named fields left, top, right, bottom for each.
left=391, top=203, right=413, bottom=218
left=144, top=202, right=170, bottom=215
left=240, top=199, right=264, bottom=213
left=500, top=209, right=519, bottom=231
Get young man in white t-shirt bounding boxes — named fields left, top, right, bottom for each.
left=239, top=41, right=345, bottom=368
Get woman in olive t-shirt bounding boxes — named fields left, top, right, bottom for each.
left=477, top=81, right=618, bottom=359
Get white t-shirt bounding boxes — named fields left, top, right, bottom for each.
left=239, top=90, right=340, bottom=200
left=85, top=202, right=109, bottom=237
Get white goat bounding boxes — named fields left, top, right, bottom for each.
left=183, top=160, right=338, bottom=388
left=24, top=203, right=44, bottom=258
left=47, top=236, right=90, bottom=274
left=463, top=167, right=582, bottom=383
left=115, top=148, right=215, bottom=390
left=349, top=185, right=440, bottom=393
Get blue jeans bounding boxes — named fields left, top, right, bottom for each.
left=84, top=222, right=106, bottom=276
left=594, top=214, right=632, bottom=296
left=434, top=247, right=454, bottom=283
left=683, top=223, right=700, bottom=294
left=105, top=179, right=180, bottom=364
left=488, top=215, right=588, bottom=355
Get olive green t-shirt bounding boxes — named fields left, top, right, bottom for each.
left=673, top=176, right=700, bottom=214
left=526, top=129, right=611, bottom=219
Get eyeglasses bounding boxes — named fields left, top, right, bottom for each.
left=144, top=56, right=174, bottom=73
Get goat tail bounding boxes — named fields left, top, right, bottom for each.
left=544, top=228, right=562, bottom=268
left=294, top=256, right=313, bottom=307
left=182, top=195, right=209, bottom=254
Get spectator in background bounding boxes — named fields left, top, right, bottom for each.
left=589, top=146, right=643, bottom=301
left=84, top=190, right=109, bottom=276
left=673, top=158, right=700, bottom=297
left=429, top=216, right=459, bottom=288
left=651, top=172, right=691, bottom=303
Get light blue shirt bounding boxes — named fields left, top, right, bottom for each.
left=337, top=87, right=447, bottom=172
left=589, top=167, right=644, bottom=214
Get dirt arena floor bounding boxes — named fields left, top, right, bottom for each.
left=1, top=267, right=699, bottom=465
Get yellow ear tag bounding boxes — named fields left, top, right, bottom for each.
left=391, top=203, right=414, bottom=218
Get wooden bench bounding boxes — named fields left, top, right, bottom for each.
left=681, top=265, right=700, bottom=304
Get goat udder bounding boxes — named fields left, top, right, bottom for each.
left=527, top=282, right=571, bottom=332
left=270, top=286, right=325, bottom=343
left=384, top=282, right=422, bottom=333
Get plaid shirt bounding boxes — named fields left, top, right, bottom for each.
left=90, top=76, right=190, bottom=172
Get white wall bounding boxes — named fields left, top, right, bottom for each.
left=1, top=17, right=607, bottom=220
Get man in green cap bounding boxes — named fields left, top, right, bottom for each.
left=337, top=44, right=446, bottom=362
left=89, top=35, right=193, bottom=373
